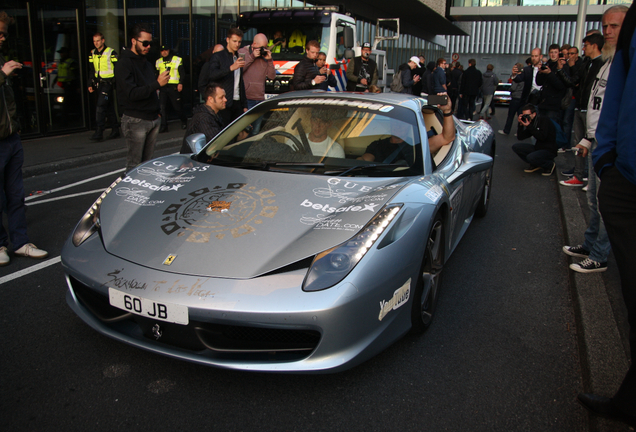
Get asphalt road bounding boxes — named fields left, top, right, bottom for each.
left=1, top=121, right=589, bottom=431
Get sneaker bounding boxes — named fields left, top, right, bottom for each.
left=498, top=130, right=508, bottom=135
left=582, top=177, right=588, bottom=181
left=563, top=245, right=590, bottom=258
left=570, top=258, right=608, bottom=273
left=560, top=177, right=584, bottom=187
left=558, top=148, right=566, bottom=153
left=0, top=246, right=9, bottom=266
left=524, top=166, right=542, bottom=173
left=14, top=243, right=48, bottom=259
left=561, top=168, right=574, bottom=177
left=582, top=185, right=588, bottom=191
left=542, top=162, right=555, bottom=176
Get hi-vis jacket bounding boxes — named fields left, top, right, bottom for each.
left=89, top=46, right=118, bottom=80
left=155, top=55, right=184, bottom=85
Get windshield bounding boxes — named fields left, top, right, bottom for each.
left=496, top=84, right=511, bottom=91
left=195, top=97, right=424, bottom=177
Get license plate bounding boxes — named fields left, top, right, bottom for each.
left=108, top=288, right=189, bottom=325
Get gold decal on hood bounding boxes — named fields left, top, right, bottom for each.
left=163, top=254, right=177, bottom=265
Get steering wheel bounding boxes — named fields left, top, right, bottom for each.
left=262, top=130, right=310, bottom=155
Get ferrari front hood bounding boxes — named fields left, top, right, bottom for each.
left=99, top=156, right=407, bottom=278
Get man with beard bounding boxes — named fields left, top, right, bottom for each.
left=582, top=3, right=636, bottom=428
left=116, top=23, right=169, bottom=173
left=346, top=42, right=377, bottom=92
left=180, top=83, right=226, bottom=154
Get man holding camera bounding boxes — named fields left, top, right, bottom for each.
left=346, top=42, right=377, bottom=92
left=156, top=46, right=186, bottom=133
left=238, top=33, right=276, bottom=110
left=536, top=44, right=568, bottom=125
left=205, top=27, right=247, bottom=126
left=512, top=104, right=558, bottom=176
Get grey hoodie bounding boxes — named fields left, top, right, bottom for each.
left=481, top=70, right=499, bottom=96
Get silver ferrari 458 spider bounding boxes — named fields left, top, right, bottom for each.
left=62, top=91, right=495, bottom=373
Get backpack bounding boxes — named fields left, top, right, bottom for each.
left=390, top=69, right=404, bottom=93
left=550, top=119, right=569, bottom=149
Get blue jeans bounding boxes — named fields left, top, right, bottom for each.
left=0, top=133, right=29, bottom=250
left=121, top=114, right=160, bottom=173
left=512, top=143, right=555, bottom=170
left=583, top=139, right=611, bottom=263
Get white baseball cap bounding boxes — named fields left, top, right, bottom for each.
left=409, top=56, right=421, bottom=68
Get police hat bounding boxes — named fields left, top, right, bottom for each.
left=160, top=45, right=170, bottom=52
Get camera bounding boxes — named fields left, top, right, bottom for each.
left=540, top=64, right=548, bottom=70
left=521, top=114, right=531, bottom=122
left=559, top=52, right=564, bottom=58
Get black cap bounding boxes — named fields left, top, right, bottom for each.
left=361, top=42, right=371, bottom=49
left=160, top=45, right=169, bottom=51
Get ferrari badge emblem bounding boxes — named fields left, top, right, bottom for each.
left=163, top=254, right=177, bottom=265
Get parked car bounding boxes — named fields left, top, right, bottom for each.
left=493, top=82, right=512, bottom=105
left=62, top=91, right=495, bottom=373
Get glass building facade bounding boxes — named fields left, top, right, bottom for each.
left=1, top=0, right=445, bottom=139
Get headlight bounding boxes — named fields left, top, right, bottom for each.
left=303, top=205, right=403, bottom=292
left=72, top=177, right=122, bottom=246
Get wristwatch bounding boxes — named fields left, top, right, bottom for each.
left=311, top=79, right=316, bottom=86
left=443, top=112, right=453, bottom=117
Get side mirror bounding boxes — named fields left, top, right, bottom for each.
left=446, top=152, right=493, bottom=184
left=344, top=49, right=354, bottom=60
left=186, top=133, right=207, bottom=154
left=344, top=27, right=354, bottom=48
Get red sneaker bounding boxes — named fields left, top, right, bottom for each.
left=559, top=177, right=585, bottom=187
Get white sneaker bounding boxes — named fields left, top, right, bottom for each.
left=0, top=246, right=9, bottom=266
left=498, top=130, right=508, bottom=135
left=14, top=243, right=48, bottom=259
left=582, top=185, right=588, bottom=191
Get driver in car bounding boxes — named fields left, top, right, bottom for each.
left=287, top=109, right=345, bottom=157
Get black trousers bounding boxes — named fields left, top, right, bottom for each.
left=598, top=166, right=636, bottom=414
left=159, top=84, right=185, bottom=128
left=95, top=81, right=118, bottom=129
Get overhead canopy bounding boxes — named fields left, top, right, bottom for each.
left=312, top=0, right=468, bottom=39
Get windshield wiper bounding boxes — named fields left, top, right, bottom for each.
left=325, top=162, right=409, bottom=177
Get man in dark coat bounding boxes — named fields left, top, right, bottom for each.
left=513, top=48, right=543, bottom=106
left=512, top=104, right=558, bottom=176
left=205, top=27, right=248, bottom=126
left=458, top=58, right=482, bottom=120
left=180, top=83, right=226, bottom=153
left=536, top=43, right=568, bottom=124
left=291, top=40, right=325, bottom=90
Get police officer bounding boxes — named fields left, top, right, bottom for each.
left=156, top=46, right=186, bottom=132
left=88, top=32, right=119, bottom=141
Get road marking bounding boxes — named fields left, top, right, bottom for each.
left=26, top=188, right=105, bottom=206
left=25, top=168, right=122, bottom=202
left=0, top=256, right=62, bottom=285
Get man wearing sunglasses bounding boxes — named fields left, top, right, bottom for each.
left=115, top=23, right=170, bottom=173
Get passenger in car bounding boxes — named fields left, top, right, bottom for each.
left=359, top=96, right=455, bottom=162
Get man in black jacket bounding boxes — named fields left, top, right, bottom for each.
left=180, top=83, right=226, bottom=154
left=512, top=104, right=558, bottom=176
left=346, top=42, right=377, bottom=92
left=513, top=48, right=543, bottom=106
left=206, top=27, right=248, bottom=127
left=291, top=40, right=325, bottom=90
left=116, top=23, right=169, bottom=173
left=458, top=58, right=482, bottom=120
left=536, top=43, right=568, bottom=124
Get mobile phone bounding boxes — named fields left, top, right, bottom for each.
left=427, top=95, right=448, bottom=106
left=238, top=52, right=245, bottom=61
left=559, top=52, right=564, bottom=58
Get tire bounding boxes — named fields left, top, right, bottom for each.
left=410, top=215, right=445, bottom=334
left=475, top=143, right=495, bottom=218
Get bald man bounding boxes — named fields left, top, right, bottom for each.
left=238, top=33, right=276, bottom=109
